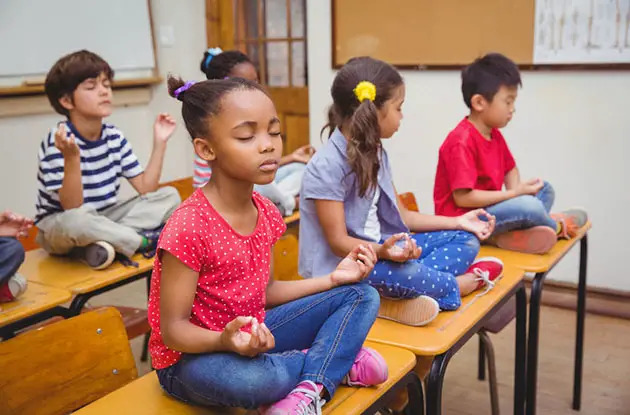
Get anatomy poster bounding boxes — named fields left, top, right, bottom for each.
left=534, top=0, right=630, bottom=63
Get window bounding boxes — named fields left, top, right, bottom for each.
left=233, top=0, right=307, bottom=87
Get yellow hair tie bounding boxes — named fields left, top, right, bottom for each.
left=354, top=81, right=376, bottom=103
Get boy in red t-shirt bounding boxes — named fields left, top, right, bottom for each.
left=433, top=53, right=587, bottom=254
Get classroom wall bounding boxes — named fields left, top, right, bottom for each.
left=307, top=1, right=630, bottom=291
left=0, top=0, right=205, bottom=215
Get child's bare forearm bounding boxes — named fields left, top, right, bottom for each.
left=265, top=277, right=334, bottom=307
left=58, top=157, right=84, bottom=209
left=453, top=188, right=517, bottom=209
left=161, top=320, right=226, bottom=354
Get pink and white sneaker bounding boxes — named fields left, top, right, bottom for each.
left=466, top=257, right=504, bottom=291
left=0, top=273, right=27, bottom=303
left=343, top=346, right=388, bottom=387
left=261, top=380, right=325, bottom=415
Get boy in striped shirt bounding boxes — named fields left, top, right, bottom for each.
left=35, top=50, right=181, bottom=269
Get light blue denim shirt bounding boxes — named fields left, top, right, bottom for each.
left=298, top=128, right=408, bottom=278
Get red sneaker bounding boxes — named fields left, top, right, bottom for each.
left=0, top=273, right=27, bottom=303
left=466, top=257, right=504, bottom=291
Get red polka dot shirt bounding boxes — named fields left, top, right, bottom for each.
left=148, top=188, right=287, bottom=369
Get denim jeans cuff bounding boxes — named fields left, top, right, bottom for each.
left=301, top=373, right=337, bottom=400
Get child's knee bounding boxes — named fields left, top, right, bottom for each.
left=154, top=186, right=182, bottom=210
left=345, top=283, right=381, bottom=316
left=539, top=181, right=555, bottom=207
left=541, top=181, right=554, bottom=195
left=362, top=283, right=381, bottom=311
left=457, top=231, right=481, bottom=255
left=518, top=195, right=549, bottom=219
left=0, top=237, right=25, bottom=269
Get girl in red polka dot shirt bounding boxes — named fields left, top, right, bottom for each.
left=148, top=76, right=387, bottom=415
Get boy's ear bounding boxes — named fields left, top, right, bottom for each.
left=193, top=137, right=216, bottom=162
left=59, top=93, right=74, bottom=111
left=470, top=94, right=487, bottom=112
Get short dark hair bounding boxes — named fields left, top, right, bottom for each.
left=461, top=53, right=521, bottom=109
left=167, top=75, right=267, bottom=141
left=45, top=50, right=114, bottom=116
left=200, top=50, right=253, bottom=80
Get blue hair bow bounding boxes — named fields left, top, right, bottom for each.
left=204, top=47, right=223, bottom=69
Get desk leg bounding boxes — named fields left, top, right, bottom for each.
left=68, top=293, right=90, bottom=316
left=362, top=371, right=425, bottom=415
left=426, top=351, right=452, bottom=415
left=573, top=235, right=588, bottom=410
left=514, top=284, right=527, bottom=415
left=478, top=335, right=486, bottom=381
left=67, top=271, right=152, bottom=315
left=526, top=272, right=547, bottom=415
left=405, top=372, right=425, bottom=415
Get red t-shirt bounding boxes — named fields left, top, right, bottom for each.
left=434, top=118, right=516, bottom=217
left=148, top=188, right=287, bottom=369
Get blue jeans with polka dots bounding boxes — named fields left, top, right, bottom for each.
left=367, top=231, right=480, bottom=310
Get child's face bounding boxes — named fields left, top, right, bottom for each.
left=229, top=62, right=259, bottom=83
left=377, top=84, right=405, bottom=139
left=198, top=89, right=282, bottom=185
left=480, top=85, right=518, bottom=128
left=61, top=72, right=113, bottom=119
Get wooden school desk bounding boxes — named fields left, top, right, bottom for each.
left=368, top=265, right=528, bottom=415
left=479, top=222, right=591, bottom=414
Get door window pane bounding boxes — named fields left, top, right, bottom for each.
left=291, top=40, right=306, bottom=86
left=266, top=42, right=289, bottom=86
left=291, top=0, right=305, bottom=37
left=265, top=0, right=287, bottom=38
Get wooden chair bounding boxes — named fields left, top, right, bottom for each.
left=0, top=307, right=137, bottom=415
left=160, top=176, right=195, bottom=201
left=12, top=177, right=195, bottom=350
left=15, top=229, right=153, bottom=343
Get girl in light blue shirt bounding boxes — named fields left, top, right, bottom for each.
left=299, top=57, right=504, bottom=322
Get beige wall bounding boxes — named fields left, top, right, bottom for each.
left=0, top=0, right=206, bottom=215
left=307, top=1, right=630, bottom=291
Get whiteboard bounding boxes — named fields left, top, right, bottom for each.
left=0, top=0, right=155, bottom=87
left=534, top=0, right=630, bottom=64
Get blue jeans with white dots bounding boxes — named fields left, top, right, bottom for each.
left=367, top=231, right=480, bottom=310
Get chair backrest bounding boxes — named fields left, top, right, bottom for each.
left=0, top=307, right=138, bottom=415
left=19, top=226, right=40, bottom=251
left=160, top=176, right=194, bottom=201
left=398, top=192, right=420, bottom=213
left=273, top=234, right=301, bottom=281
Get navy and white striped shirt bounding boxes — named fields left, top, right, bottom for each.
left=35, top=121, right=144, bottom=223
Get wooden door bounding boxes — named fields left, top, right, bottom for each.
left=205, top=0, right=310, bottom=156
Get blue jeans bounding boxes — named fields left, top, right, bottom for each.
left=0, top=237, right=25, bottom=285
left=157, top=284, right=380, bottom=409
left=485, top=181, right=557, bottom=237
left=367, top=231, right=480, bottom=310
